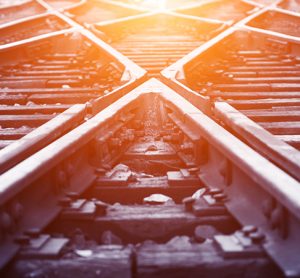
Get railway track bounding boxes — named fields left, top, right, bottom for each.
left=0, top=0, right=300, bottom=277
left=0, top=14, right=71, bottom=45
left=185, top=34, right=300, bottom=150
left=0, top=31, right=134, bottom=171
left=64, top=0, right=144, bottom=25
left=95, top=13, right=227, bottom=77
left=279, top=0, right=300, bottom=13
left=43, top=0, right=84, bottom=10
left=0, top=1, right=46, bottom=25
left=175, top=0, right=259, bottom=22
left=246, top=8, right=300, bottom=38
left=1, top=78, right=296, bottom=277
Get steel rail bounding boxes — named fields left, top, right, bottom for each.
left=160, top=1, right=300, bottom=179
left=0, top=79, right=300, bottom=275
left=0, top=0, right=47, bottom=25
left=161, top=0, right=282, bottom=81
left=0, top=10, right=50, bottom=29
left=0, top=0, right=146, bottom=176
left=37, top=0, right=147, bottom=80
left=0, top=104, right=87, bottom=174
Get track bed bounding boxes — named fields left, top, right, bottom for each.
left=65, top=0, right=143, bottom=24
left=0, top=14, right=70, bottom=45
left=96, top=13, right=226, bottom=77
left=0, top=0, right=46, bottom=25
left=44, top=0, right=82, bottom=10
left=247, top=9, right=300, bottom=38
left=1, top=79, right=291, bottom=277
left=0, top=32, right=123, bottom=150
left=184, top=31, right=300, bottom=151
left=279, top=0, right=300, bottom=13
left=175, top=0, right=257, bottom=22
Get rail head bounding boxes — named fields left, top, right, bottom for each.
left=80, top=28, right=147, bottom=81
left=275, top=2, right=300, bottom=17
left=62, top=0, right=147, bottom=24
left=94, top=9, right=228, bottom=56
left=173, top=0, right=231, bottom=13
left=0, top=104, right=87, bottom=175
left=2, top=78, right=300, bottom=220
left=94, top=11, right=159, bottom=28
left=0, top=25, right=146, bottom=83
left=161, top=0, right=286, bottom=81
left=161, top=26, right=235, bottom=81
left=242, top=24, right=300, bottom=43
left=96, top=0, right=149, bottom=13
left=166, top=10, right=231, bottom=25
left=214, top=101, right=300, bottom=181
left=162, top=24, right=300, bottom=183
left=48, top=0, right=87, bottom=12
left=0, top=0, right=35, bottom=10
left=35, top=0, right=148, bottom=81
left=0, top=82, right=144, bottom=205
left=157, top=80, right=300, bottom=216
left=1, top=78, right=300, bottom=275
left=0, top=10, right=51, bottom=29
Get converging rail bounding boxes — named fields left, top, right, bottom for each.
left=1, top=79, right=300, bottom=277
left=0, top=0, right=46, bottom=25
left=95, top=12, right=228, bottom=77
left=0, top=0, right=300, bottom=277
left=0, top=25, right=146, bottom=173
